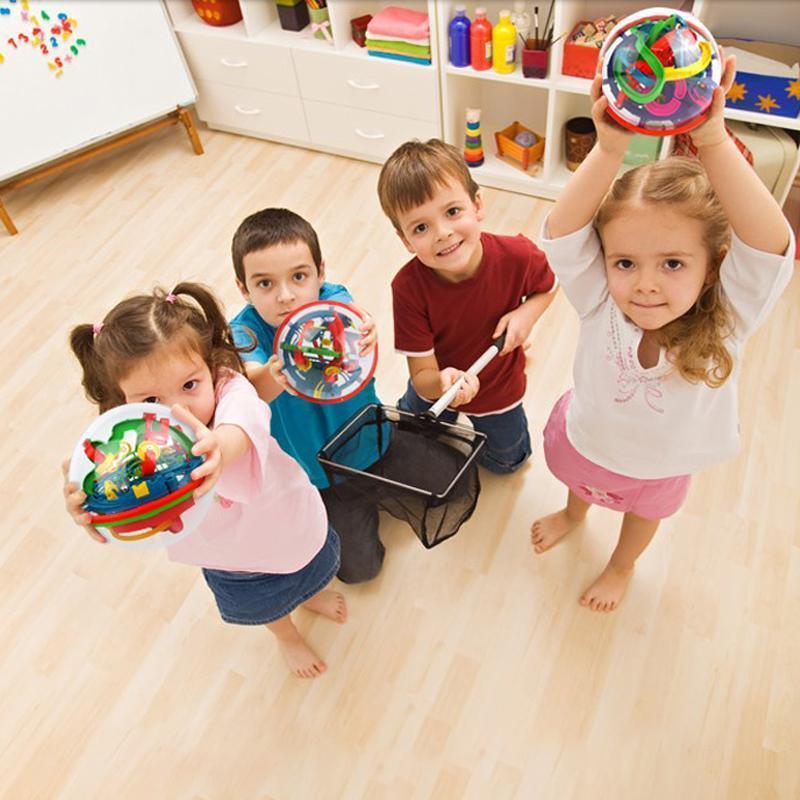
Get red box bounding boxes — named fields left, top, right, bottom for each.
left=562, top=21, right=601, bottom=79
left=351, top=14, right=371, bottom=47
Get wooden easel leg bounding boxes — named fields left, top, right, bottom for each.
left=0, top=197, right=18, bottom=236
left=177, top=107, right=204, bottom=155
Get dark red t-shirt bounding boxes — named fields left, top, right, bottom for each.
left=392, top=231, right=555, bottom=414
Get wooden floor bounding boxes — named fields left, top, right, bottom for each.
left=1, top=126, right=798, bottom=800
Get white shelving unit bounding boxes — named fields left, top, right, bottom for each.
left=163, top=0, right=441, bottom=163
left=437, top=0, right=800, bottom=203
left=163, top=0, right=800, bottom=203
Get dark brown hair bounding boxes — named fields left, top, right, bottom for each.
left=595, top=157, right=734, bottom=388
left=231, top=208, right=322, bottom=285
left=70, top=282, right=246, bottom=412
left=378, top=139, right=480, bottom=232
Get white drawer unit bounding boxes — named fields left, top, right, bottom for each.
left=177, top=31, right=299, bottom=96
left=304, top=100, right=438, bottom=161
left=195, top=80, right=309, bottom=143
left=292, top=49, right=438, bottom=123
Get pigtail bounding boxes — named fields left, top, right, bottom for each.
left=69, top=323, right=125, bottom=412
left=168, top=282, right=246, bottom=379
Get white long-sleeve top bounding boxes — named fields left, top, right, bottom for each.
left=540, top=217, right=795, bottom=479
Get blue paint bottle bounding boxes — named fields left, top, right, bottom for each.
left=449, top=5, right=471, bottom=67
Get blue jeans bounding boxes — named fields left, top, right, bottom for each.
left=397, top=381, right=532, bottom=474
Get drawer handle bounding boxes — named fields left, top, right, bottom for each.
left=235, top=105, right=261, bottom=116
left=347, top=79, right=380, bottom=90
left=221, top=58, right=248, bottom=68
left=355, top=128, right=385, bottom=140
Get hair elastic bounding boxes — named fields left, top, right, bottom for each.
left=165, top=293, right=177, bottom=304
left=92, top=322, right=104, bottom=335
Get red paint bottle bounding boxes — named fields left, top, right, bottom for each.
left=470, top=7, right=493, bottom=71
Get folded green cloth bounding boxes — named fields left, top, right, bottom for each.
left=365, top=38, right=431, bottom=58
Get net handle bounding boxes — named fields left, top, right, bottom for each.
left=427, top=333, right=507, bottom=419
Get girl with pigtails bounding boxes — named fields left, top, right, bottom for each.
left=63, top=282, right=347, bottom=678
left=530, top=53, right=795, bottom=611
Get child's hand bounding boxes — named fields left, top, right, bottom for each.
left=357, top=311, right=377, bottom=356
left=493, top=306, right=536, bottom=355
left=590, top=74, right=634, bottom=157
left=689, top=48, right=736, bottom=150
left=440, top=367, right=480, bottom=408
left=61, top=459, right=106, bottom=544
left=267, top=354, right=298, bottom=397
left=171, top=404, right=222, bottom=500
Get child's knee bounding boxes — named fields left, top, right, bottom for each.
left=336, top=540, right=385, bottom=584
left=479, top=433, right=532, bottom=474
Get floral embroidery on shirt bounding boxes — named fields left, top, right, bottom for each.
left=578, top=484, right=624, bottom=506
left=605, top=306, right=667, bottom=414
left=214, top=494, right=233, bottom=509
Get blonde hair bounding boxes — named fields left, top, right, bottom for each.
left=378, top=139, right=480, bottom=232
left=595, top=157, right=734, bottom=388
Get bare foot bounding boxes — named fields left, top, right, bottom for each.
left=579, top=563, right=633, bottom=612
left=530, top=509, right=582, bottom=553
left=276, top=631, right=328, bottom=678
left=302, top=590, right=348, bottom=624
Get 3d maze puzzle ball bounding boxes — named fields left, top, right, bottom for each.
left=599, top=8, right=722, bottom=136
left=274, top=300, right=378, bottom=404
left=68, top=404, right=213, bottom=549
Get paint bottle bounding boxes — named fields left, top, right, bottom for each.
left=511, top=1, right=531, bottom=43
left=470, top=7, right=492, bottom=71
left=448, top=5, right=471, bottom=68
left=492, top=9, right=517, bottom=74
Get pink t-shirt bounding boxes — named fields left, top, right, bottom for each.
left=167, top=372, right=328, bottom=573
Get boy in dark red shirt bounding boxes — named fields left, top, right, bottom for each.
left=378, top=139, right=557, bottom=473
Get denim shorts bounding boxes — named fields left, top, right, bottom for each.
left=202, top=525, right=340, bottom=625
left=397, top=380, right=532, bottom=474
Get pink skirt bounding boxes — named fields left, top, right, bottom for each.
left=543, top=392, right=691, bottom=520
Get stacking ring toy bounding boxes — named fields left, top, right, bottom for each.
left=69, top=404, right=213, bottom=548
left=274, top=300, right=377, bottom=404
left=600, top=8, right=722, bottom=136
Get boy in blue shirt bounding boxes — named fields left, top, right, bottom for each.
left=230, top=208, right=385, bottom=583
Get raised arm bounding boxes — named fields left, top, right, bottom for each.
left=547, top=76, right=634, bottom=239
left=693, top=52, right=790, bottom=255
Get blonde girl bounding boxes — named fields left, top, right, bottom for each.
left=64, top=283, right=347, bottom=677
left=531, top=55, right=794, bottom=611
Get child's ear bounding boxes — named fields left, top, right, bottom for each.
left=317, top=259, right=326, bottom=282
left=236, top=278, right=251, bottom=302
left=395, top=227, right=416, bottom=255
left=474, top=190, right=485, bottom=222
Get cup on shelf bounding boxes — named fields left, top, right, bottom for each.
left=564, top=116, right=597, bottom=171
left=275, top=0, right=309, bottom=32
left=308, top=4, right=332, bottom=43
left=521, top=46, right=548, bottom=79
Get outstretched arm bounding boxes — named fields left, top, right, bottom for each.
left=693, top=52, right=790, bottom=255
left=547, top=76, right=634, bottom=239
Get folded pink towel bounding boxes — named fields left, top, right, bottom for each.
left=366, top=6, right=429, bottom=40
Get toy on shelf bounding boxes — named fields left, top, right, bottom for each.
left=563, top=14, right=618, bottom=78
left=351, top=14, right=372, bottom=47
left=495, top=121, right=544, bottom=172
left=68, top=404, right=213, bottom=549
left=599, top=8, right=722, bottom=136
left=274, top=300, right=377, bottom=404
left=464, top=108, right=484, bottom=168
left=191, top=0, right=242, bottom=27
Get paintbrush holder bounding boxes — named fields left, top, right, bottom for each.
left=521, top=46, right=548, bottom=79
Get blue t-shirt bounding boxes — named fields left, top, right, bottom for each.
left=231, top=282, right=384, bottom=489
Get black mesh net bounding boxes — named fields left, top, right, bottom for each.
left=317, top=403, right=485, bottom=548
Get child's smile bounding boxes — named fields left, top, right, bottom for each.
left=601, top=204, right=712, bottom=330
left=396, top=177, right=485, bottom=282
